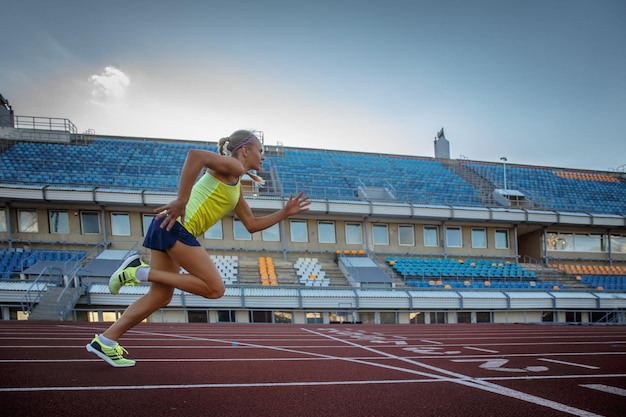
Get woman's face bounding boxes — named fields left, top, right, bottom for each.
left=244, top=138, right=265, bottom=171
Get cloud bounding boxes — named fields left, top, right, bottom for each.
left=89, top=66, right=130, bottom=104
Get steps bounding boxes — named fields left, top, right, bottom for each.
left=28, top=287, right=63, bottom=321
left=28, top=285, right=82, bottom=321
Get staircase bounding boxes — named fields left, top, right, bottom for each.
left=440, top=159, right=497, bottom=206
left=28, top=287, right=63, bottom=321
left=28, top=286, right=81, bottom=321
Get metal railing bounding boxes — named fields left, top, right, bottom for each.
left=20, top=266, right=63, bottom=315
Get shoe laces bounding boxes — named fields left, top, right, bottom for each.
left=114, top=344, right=130, bottom=358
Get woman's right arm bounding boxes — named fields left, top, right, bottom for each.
left=155, top=149, right=244, bottom=230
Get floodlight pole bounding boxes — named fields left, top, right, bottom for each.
left=500, top=157, right=508, bottom=191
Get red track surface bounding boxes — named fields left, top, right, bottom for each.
left=1, top=322, right=625, bottom=417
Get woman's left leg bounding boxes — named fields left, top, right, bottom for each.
left=102, top=249, right=178, bottom=341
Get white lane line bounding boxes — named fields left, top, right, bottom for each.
left=465, top=346, right=499, bottom=353
left=303, top=329, right=604, bottom=417
left=580, top=384, right=626, bottom=397
left=420, top=339, right=443, bottom=344
left=538, top=358, right=600, bottom=369
left=0, top=378, right=443, bottom=393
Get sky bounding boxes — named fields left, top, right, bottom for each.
left=2, top=0, right=625, bottom=171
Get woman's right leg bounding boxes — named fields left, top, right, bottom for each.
left=145, top=241, right=225, bottom=299
left=102, top=249, right=178, bottom=341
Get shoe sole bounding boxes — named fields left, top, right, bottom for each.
left=85, top=343, right=135, bottom=367
left=108, top=254, right=142, bottom=294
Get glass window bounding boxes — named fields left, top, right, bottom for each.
left=18, top=209, right=39, bottom=233
left=0, top=208, right=7, bottom=232
left=423, top=226, right=438, bottom=247
left=380, top=312, right=397, bottom=324
left=81, top=211, right=100, bottom=234
left=495, top=229, right=509, bottom=249
left=471, top=228, right=487, bottom=248
left=290, top=220, right=308, bottom=242
left=430, top=311, right=447, bottom=324
left=610, top=235, right=626, bottom=253
left=457, top=311, right=472, bottom=323
left=399, top=224, right=415, bottom=246
left=49, top=210, right=70, bottom=234
left=273, top=311, right=293, bottom=323
left=233, top=218, right=251, bottom=240
left=372, top=223, right=389, bottom=246
left=446, top=227, right=462, bottom=248
left=317, top=221, right=336, bottom=244
left=187, top=310, right=208, bottom=323
left=111, top=212, right=131, bottom=236
left=142, top=214, right=155, bottom=236
left=345, top=223, right=363, bottom=245
left=204, top=219, right=223, bottom=239
left=306, top=312, right=323, bottom=324
left=546, top=232, right=572, bottom=251
left=574, top=234, right=605, bottom=252
left=476, top=311, right=492, bottom=323
left=217, top=310, right=236, bottom=322
left=262, top=223, right=280, bottom=241
left=410, top=312, right=425, bottom=324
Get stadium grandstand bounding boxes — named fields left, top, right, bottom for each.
left=1, top=95, right=625, bottom=325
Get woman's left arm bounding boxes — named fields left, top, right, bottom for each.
left=234, top=191, right=310, bottom=234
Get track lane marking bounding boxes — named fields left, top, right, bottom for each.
left=580, top=384, right=626, bottom=397
left=304, top=328, right=604, bottom=417
left=539, top=358, right=600, bottom=369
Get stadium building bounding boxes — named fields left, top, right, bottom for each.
left=1, top=95, right=625, bottom=325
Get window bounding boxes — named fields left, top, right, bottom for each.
left=574, top=234, right=605, bottom=252
left=495, top=229, right=509, bottom=249
left=423, top=226, right=438, bottom=247
left=217, top=310, right=236, bottom=323
left=187, top=310, right=208, bottom=323
left=611, top=235, right=626, bottom=253
left=273, top=311, right=293, bottom=323
left=399, top=224, right=415, bottom=246
left=111, top=212, right=131, bottom=236
left=546, top=233, right=571, bottom=251
left=476, top=311, right=492, bottom=323
left=204, top=219, right=223, bottom=239
left=541, top=311, right=555, bottom=322
left=345, top=223, right=363, bottom=244
left=471, top=228, right=487, bottom=248
left=233, top=218, right=251, bottom=240
left=142, top=214, right=155, bottom=236
left=306, top=312, right=323, bottom=324
left=18, top=209, right=38, bottom=233
left=372, top=224, right=389, bottom=246
left=81, top=211, right=100, bottom=234
left=49, top=210, right=70, bottom=234
left=262, top=223, right=280, bottom=241
left=410, top=312, right=425, bottom=324
left=457, top=311, right=472, bottom=323
left=380, top=312, right=397, bottom=324
left=429, top=311, right=447, bottom=324
left=290, top=220, right=308, bottom=242
left=0, top=208, right=7, bottom=232
left=317, top=221, right=336, bottom=244
left=446, top=227, right=462, bottom=248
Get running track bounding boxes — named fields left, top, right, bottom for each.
left=1, top=322, right=625, bottom=417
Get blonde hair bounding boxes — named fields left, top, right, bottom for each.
left=218, top=130, right=265, bottom=186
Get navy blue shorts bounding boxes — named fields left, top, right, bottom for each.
left=143, top=217, right=201, bottom=252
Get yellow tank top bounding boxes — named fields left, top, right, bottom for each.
left=183, top=172, right=241, bottom=237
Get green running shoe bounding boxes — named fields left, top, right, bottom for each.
left=109, top=255, right=146, bottom=294
left=85, top=334, right=136, bottom=367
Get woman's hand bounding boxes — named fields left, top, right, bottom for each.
left=284, top=191, right=311, bottom=216
left=154, top=199, right=187, bottom=231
